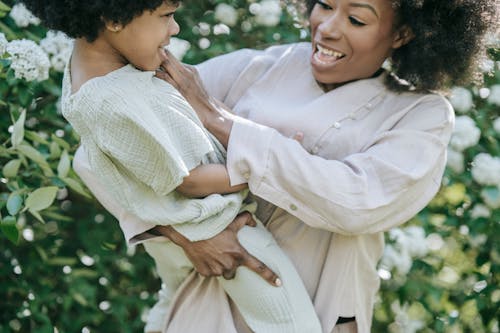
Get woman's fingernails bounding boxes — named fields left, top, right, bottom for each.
left=275, top=278, right=282, bottom=287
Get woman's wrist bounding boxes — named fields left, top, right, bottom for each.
left=153, top=225, right=189, bottom=247
left=204, top=108, right=233, bottom=148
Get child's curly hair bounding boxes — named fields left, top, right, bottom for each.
left=306, top=0, right=498, bottom=92
left=20, top=0, right=178, bottom=42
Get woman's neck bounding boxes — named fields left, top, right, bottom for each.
left=317, top=68, right=385, bottom=93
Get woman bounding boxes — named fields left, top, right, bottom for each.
left=73, top=0, right=494, bottom=332
left=21, top=0, right=325, bottom=332
left=148, top=0, right=496, bottom=332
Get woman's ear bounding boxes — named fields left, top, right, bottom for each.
left=392, top=25, right=415, bottom=49
left=104, top=20, right=123, bottom=33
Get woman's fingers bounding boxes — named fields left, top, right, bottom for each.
left=230, top=212, right=256, bottom=232
left=155, top=70, right=178, bottom=89
left=242, top=253, right=281, bottom=287
left=292, top=131, right=304, bottom=143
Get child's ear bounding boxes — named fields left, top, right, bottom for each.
left=392, top=25, right=415, bottom=49
left=104, top=20, right=123, bottom=33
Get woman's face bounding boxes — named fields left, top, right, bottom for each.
left=309, top=0, right=405, bottom=84
left=107, top=2, right=180, bottom=71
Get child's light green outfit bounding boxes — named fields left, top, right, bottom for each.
left=61, top=64, right=322, bottom=333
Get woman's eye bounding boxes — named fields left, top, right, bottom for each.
left=349, top=17, right=366, bottom=26
left=315, top=0, right=332, bottom=10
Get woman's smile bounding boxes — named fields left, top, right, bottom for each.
left=311, top=43, right=347, bottom=68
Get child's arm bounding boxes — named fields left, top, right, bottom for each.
left=176, top=164, right=247, bottom=198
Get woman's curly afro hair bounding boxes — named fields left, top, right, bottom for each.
left=306, top=0, right=498, bottom=92
left=21, top=0, right=178, bottom=42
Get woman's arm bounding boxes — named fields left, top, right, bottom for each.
left=157, top=56, right=454, bottom=235
left=176, top=164, right=247, bottom=198
left=151, top=212, right=281, bottom=285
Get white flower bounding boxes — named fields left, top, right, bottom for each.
left=449, top=116, right=481, bottom=152
left=449, top=87, right=473, bottom=113
left=446, top=148, right=464, bottom=173
left=214, top=3, right=238, bottom=27
left=253, top=0, right=282, bottom=27
left=380, top=244, right=413, bottom=275
left=9, top=3, right=40, bottom=28
left=0, top=32, right=7, bottom=55
left=6, top=39, right=50, bottom=82
left=481, top=187, right=500, bottom=209
left=166, top=37, right=190, bottom=60
left=480, top=59, right=495, bottom=73
left=403, top=226, right=428, bottom=257
left=470, top=204, right=491, bottom=219
left=390, top=301, right=425, bottom=333
left=471, top=153, right=500, bottom=186
left=488, top=84, right=500, bottom=106
left=40, top=31, right=74, bottom=72
left=493, top=118, right=500, bottom=134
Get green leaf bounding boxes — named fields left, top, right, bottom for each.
left=1, top=216, right=19, bottom=244
left=29, top=209, right=45, bottom=223
left=16, top=143, right=54, bottom=177
left=47, top=257, right=78, bottom=266
left=57, top=150, right=70, bottom=178
left=72, top=293, right=88, bottom=306
left=2, top=159, right=21, bottom=178
left=11, top=110, right=26, bottom=148
left=25, top=130, right=50, bottom=146
left=6, top=193, right=23, bottom=215
left=62, top=177, right=92, bottom=199
left=25, top=186, right=58, bottom=212
left=0, top=1, right=11, bottom=12
left=49, top=141, right=61, bottom=159
left=50, top=134, right=71, bottom=151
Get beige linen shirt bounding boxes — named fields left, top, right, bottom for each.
left=74, top=43, right=454, bottom=333
left=196, top=42, right=454, bottom=332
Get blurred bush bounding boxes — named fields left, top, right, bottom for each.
left=0, top=0, right=498, bottom=332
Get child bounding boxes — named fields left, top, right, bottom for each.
left=22, top=1, right=322, bottom=332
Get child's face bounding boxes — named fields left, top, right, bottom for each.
left=107, top=2, right=180, bottom=71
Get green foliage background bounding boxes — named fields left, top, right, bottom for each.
left=0, top=0, right=498, bottom=332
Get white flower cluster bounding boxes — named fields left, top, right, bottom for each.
left=493, top=117, right=500, bottom=134
left=214, top=3, right=238, bottom=27
left=488, top=84, right=500, bottom=106
left=40, top=31, right=73, bottom=72
left=251, top=0, right=282, bottom=27
left=389, top=301, right=425, bottom=333
left=166, top=37, right=191, bottom=61
left=449, top=115, right=481, bottom=152
left=480, top=187, right=500, bottom=209
left=449, top=86, right=473, bottom=113
left=471, top=153, right=500, bottom=186
left=446, top=147, right=464, bottom=173
left=9, top=3, right=40, bottom=28
left=0, top=32, right=7, bottom=55
left=470, top=204, right=491, bottom=219
left=6, top=39, right=50, bottom=82
left=380, top=226, right=428, bottom=275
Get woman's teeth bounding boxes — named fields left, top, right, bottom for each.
left=316, top=44, right=345, bottom=62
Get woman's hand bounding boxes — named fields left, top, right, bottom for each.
left=154, top=212, right=281, bottom=286
left=155, top=50, right=216, bottom=125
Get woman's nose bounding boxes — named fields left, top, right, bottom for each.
left=317, top=13, right=343, bottom=40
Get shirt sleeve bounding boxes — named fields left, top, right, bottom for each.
left=226, top=95, right=454, bottom=235
left=196, top=44, right=292, bottom=107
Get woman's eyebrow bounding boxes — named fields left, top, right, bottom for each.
left=349, top=2, right=379, bottom=18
